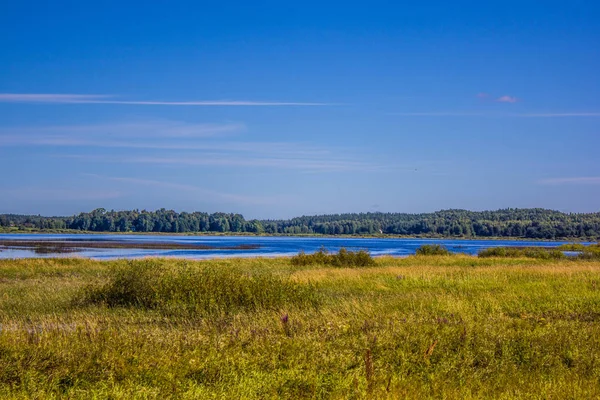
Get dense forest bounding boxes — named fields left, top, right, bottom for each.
left=2, top=208, right=600, bottom=239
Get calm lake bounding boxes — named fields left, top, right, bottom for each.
left=0, top=234, right=586, bottom=260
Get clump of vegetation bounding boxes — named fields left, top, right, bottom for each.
left=570, top=244, right=600, bottom=260
left=557, top=243, right=587, bottom=251
left=479, top=244, right=600, bottom=260
left=290, top=247, right=375, bottom=267
left=79, top=260, right=319, bottom=315
left=415, top=244, right=452, bottom=256
left=478, top=246, right=566, bottom=259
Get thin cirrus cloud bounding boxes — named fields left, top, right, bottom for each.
left=8, top=136, right=332, bottom=157
left=0, top=129, right=335, bottom=160
left=538, top=177, right=600, bottom=185
left=391, top=112, right=488, bottom=117
left=0, top=120, right=245, bottom=139
left=517, top=113, right=600, bottom=117
left=475, top=93, right=518, bottom=103
left=4, top=188, right=122, bottom=201
left=0, top=93, right=331, bottom=106
left=0, top=119, right=376, bottom=172
left=64, top=153, right=382, bottom=173
left=84, top=174, right=284, bottom=205
left=391, top=112, right=600, bottom=117
left=0, top=94, right=111, bottom=103
left=496, top=95, right=518, bottom=103
left=393, top=93, right=597, bottom=117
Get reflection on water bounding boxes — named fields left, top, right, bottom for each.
left=0, top=234, right=587, bottom=260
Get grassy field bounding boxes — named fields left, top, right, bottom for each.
left=1, top=255, right=600, bottom=399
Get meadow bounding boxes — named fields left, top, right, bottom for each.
left=1, top=254, right=600, bottom=398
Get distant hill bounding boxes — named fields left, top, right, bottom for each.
left=1, top=208, right=599, bottom=239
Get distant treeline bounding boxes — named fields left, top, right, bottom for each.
left=1, top=208, right=600, bottom=239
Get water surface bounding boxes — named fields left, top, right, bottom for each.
left=0, top=234, right=585, bottom=260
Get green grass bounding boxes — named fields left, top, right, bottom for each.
left=1, top=255, right=600, bottom=398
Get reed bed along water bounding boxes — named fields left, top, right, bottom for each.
left=1, top=254, right=600, bottom=398
left=0, top=239, right=261, bottom=254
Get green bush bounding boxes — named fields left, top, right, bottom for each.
left=290, top=247, right=376, bottom=267
left=79, top=260, right=319, bottom=315
left=415, top=244, right=451, bottom=256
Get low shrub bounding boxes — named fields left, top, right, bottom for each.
left=291, top=247, right=376, bottom=267
left=78, top=259, right=319, bottom=315
left=415, top=244, right=451, bottom=256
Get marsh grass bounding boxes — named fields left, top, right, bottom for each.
left=0, top=239, right=261, bottom=252
left=478, top=246, right=567, bottom=259
left=1, top=256, right=600, bottom=398
left=557, top=243, right=600, bottom=252
left=479, top=244, right=600, bottom=260
left=78, top=259, right=320, bottom=316
left=291, top=247, right=375, bottom=267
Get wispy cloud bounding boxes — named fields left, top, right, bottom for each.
left=1, top=134, right=334, bottom=159
left=4, top=188, right=122, bottom=201
left=0, top=93, right=331, bottom=106
left=0, top=94, right=111, bottom=103
left=92, top=100, right=331, bottom=106
left=538, top=177, right=600, bottom=185
left=67, top=153, right=382, bottom=173
left=84, top=174, right=283, bottom=205
left=516, top=113, right=600, bottom=117
left=391, top=112, right=487, bottom=117
left=496, top=95, right=518, bottom=103
left=391, top=111, right=600, bottom=117
left=1, top=120, right=244, bottom=140
left=475, top=92, right=518, bottom=103
left=0, top=119, right=383, bottom=172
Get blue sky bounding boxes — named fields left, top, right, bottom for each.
left=1, top=1, right=599, bottom=219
